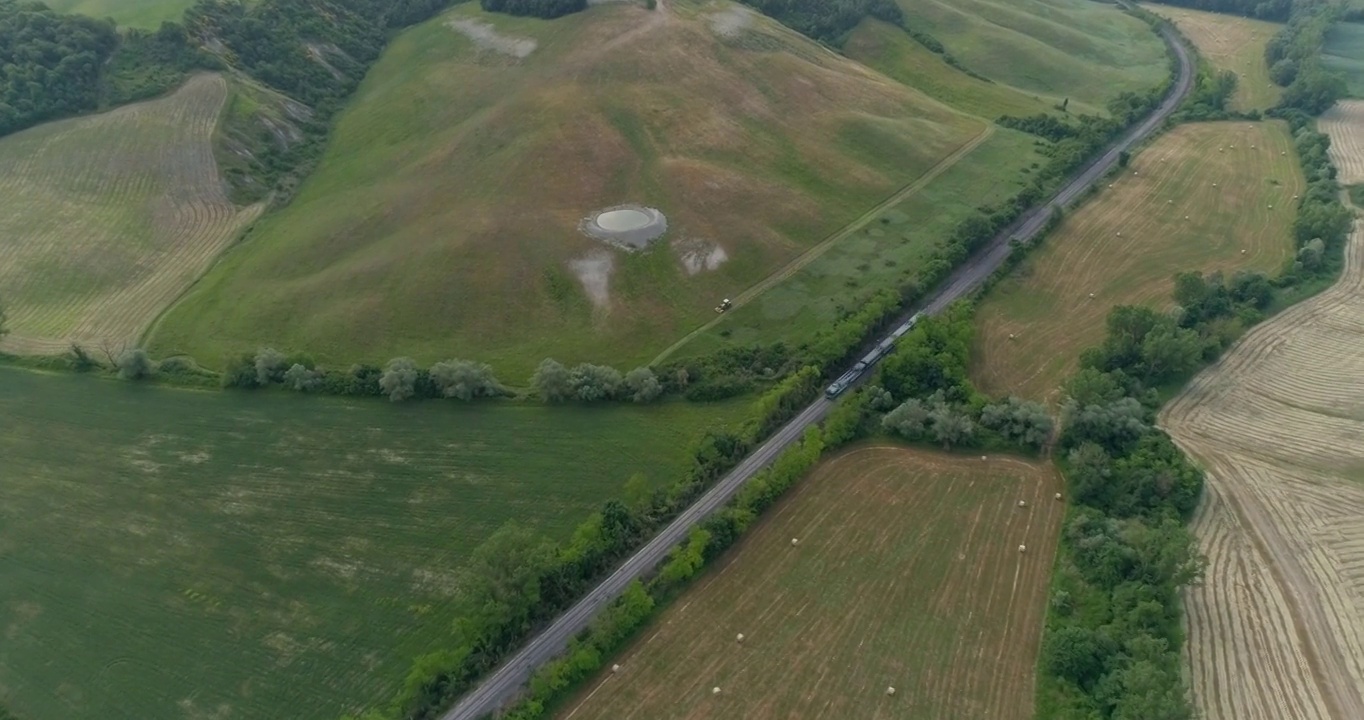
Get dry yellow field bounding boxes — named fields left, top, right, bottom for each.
left=1160, top=112, right=1364, bottom=719
left=1321, top=101, right=1364, bottom=185
left=559, top=446, right=1063, bottom=720
left=0, top=74, right=262, bottom=356
left=1144, top=3, right=1282, bottom=111
left=972, top=121, right=1300, bottom=403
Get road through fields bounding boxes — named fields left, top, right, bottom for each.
left=439, top=21, right=1193, bottom=720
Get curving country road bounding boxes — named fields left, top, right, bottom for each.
left=440, top=21, right=1193, bottom=720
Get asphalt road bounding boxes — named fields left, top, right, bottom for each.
left=440, top=23, right=1193, bottom=720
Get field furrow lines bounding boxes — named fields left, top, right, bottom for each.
left=1163, top=115, right=1364, bottom=716
left=973, top=121, right=1300, bottom=402
left=0, top=73, right=261, bottom=355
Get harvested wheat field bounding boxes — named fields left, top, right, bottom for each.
left=1322, top=101, right=1364, bottom=185
left=972, top=121, right=1301, bottom=403
left=1144, top=3, right=1282, bottom=111
left=0, top=73, right=261, bottom=356
left=1161, top=116, right=1364, bottom=717
left=559, top=446, right=1063, bottom=720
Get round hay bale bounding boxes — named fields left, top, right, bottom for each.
left=1018, top=544, right=1027, bottom=553
left=737, top=633, right=745, bottom=643
left=791, top=537, right=799, bottom=546
left=612, top=664, right=621, bottom=673
left=1018, top=499, right=1027, bottom=507
left=1055, top=492, right=1063, bottom=501
left=713, top=687, right=722, bottom=695
left=887, top=687, right=897, bottom=696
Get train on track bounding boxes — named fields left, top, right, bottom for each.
left=824, top=311, right=923, bottom=399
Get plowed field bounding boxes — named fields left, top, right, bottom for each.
left=0, top=74, right=261, bottom=356
left=1161, top=110, right=1364, bottom=719
left=972, top=121, right=1300, bottom=403
left=558, top=446, right=1063, bottom=720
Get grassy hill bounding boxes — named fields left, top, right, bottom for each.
left=0, top=366, right=747, bottom=720
left=896, top=0, right=1168, bottom=112
left=0, top=73, right=262, bottom=356
left=41, top=0, right=193, bottom=28
left=146, top=0, right=988, bottom=377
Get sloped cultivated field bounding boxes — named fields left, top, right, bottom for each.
left=1143, top=3, right=1282, bottom=111
left=559, top=446, right=1063, bottom=720
left=0, top=368, right=746, bottom=720
left=1160, top=116, right=1364, bottom=720
left=0, top=74, right=262, bottom=356
left=972, top=121, right=1301, bottom=403
left=149, top=1, right=986, bottom=376
left=1322, top=101, right=1364, bottom=184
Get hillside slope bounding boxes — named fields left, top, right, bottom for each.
left=147, top=0, right=986, bottom=375
left=896, top=0, right=1168, bottom=112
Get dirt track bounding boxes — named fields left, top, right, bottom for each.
left=1162, top=110, right=1364, bottom=717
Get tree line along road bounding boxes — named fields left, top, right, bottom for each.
left=439, top=22, right=1194, bottom=720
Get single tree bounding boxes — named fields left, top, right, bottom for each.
left=117, top=348, right=154, bottom=380
left=623, top=367, right=662, bottom=403
left=531, top=358, right=572, bottom=402
left=254, top=347, right=288, bottom=385
left=282, top=363, right=319, bottom=392
left=379, top=357, right=419, bottom=402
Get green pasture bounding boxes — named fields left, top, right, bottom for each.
left=844, top=18, right=1057, bottom=120
left=897, top=0, right=1169, bottom=112
left=673, top=127, right=1043, bottom=358
left=1324, top=22, right=1364, bottom=97
left=0, top=367, right=747, bottom=720
left=42, top=0, right=193, bottom=28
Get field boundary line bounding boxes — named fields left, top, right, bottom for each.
left=649, top=123, right=996, bottom=366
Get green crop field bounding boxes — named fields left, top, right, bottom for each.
left=665, top=126, right=1044, bottom=361
left=42, top=0, right=193, bottom=28
left=559, top=446, right=1064, bottom=720
left=971, top=121, right=1302, bottom=403
left=0, top=366, right=748, bottom=720
left=0, top=73, right=262, bottom=357
left=1145, top=4, right=1282, bottom=111
left=1323, top=21, right=1364, bottom=97
left=843, top=18, right=1057, bottom=120
left=897, top=0, right=1169, bottom=113
left=146, top=0, right=987, bottom=378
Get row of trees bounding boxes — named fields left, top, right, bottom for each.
left=1038, top=297, right=1211, bottom=718
left=480, top=0, right=585, bottom=19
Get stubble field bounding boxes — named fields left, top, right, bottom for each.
left=559, top=446, right=1063, bottom=720
left=1159, top=112, right=1364, bottom=720
left=971, top=121, right=1301, bottom=403
left=1144, top=3, right=1282, bottom=111
left=0, top=367, right=746, bottom=720
left=0, top=74, right=262, bottom=357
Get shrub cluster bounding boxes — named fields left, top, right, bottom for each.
left=1264, top=0, right=1346, bottom=115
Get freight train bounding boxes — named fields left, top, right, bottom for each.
left=824, top=312, right=923, bottom=399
